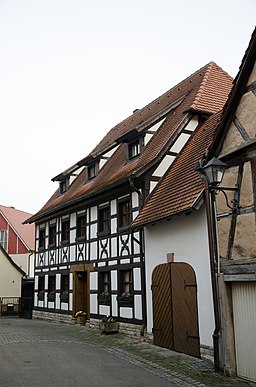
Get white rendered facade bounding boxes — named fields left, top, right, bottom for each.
left=144, top=206, right=214, bottom=348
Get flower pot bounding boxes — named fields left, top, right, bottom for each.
left=99, top=321, right=119, bottom=334
left=76, top=315, right=86, bottom=325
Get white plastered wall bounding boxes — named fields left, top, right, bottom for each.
left=10, top=252, right=35, bottom=277
left=0, top=250, right=23, bottom=297
left=144, top=206, right=214, bottom=347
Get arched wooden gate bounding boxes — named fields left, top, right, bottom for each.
left=152, top=262, right=200, bottom=357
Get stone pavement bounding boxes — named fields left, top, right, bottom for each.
left=0, top=317, right=254, bottom=387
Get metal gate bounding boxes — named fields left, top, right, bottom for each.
left=19, top=297, right=33, bottom=319
left=152, top=262, right=200, bottom=357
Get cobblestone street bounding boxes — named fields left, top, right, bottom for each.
left=0, top=317, right=253, bottom=386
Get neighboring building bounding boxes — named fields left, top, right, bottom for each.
left=0, top=244, right=25, bottom=315
left=25, top=62, right=232, bottom=351
left=208, top=27, right=256, bottom=382
left=0, top=205, right=35, bottom=277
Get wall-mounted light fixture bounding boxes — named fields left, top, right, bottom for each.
left=195, top=156, right=239, bottom=372
left=197, top=157, right=239, bottom=213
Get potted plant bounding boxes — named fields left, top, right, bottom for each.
left=99, top=316, right=119, bottom=334
left=75, top=310, right=86, bottom=325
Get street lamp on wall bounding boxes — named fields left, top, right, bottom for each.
left=202, top=157, right=227, bottom=187
left=200, top=157, right=239, bottom=212
left=195, top=157, right=239, bottom=372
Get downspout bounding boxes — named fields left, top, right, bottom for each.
left=129, top=176, right=147, bottom=336
left=205, top=183, right=221, bottom=372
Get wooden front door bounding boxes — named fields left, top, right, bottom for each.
left=152, top=262, right=200, bottom=357
left=70, top=264, right=92, bottom=318
left=74, top=271, right=88, bottom=315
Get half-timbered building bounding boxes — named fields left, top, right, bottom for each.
left=207, top=27, right=256, bottom=382
left=26, top=62, right=232, bottom=340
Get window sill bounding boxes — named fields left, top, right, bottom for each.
left=61, top=240, right=69, bottom=246
left=98, top=231, right=110, bottom=237
left=76, top=236, right=86, bottom=243
left=117, top=226, right=130, bottom=233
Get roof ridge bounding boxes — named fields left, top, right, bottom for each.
left=88, top=62, right=215, bottom=157
left=0, top=204, right=32, bottom=217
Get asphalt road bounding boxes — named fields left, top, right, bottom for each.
left=1, top=341, right=177, bottom=387
left=0, top=318, right=176, bottom=387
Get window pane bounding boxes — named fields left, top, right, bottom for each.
left=118, top=199, right=131, bottom=228
left=121, top=270, right=132, bottom=295
left=128, top=140, right=140, bottom=159
left=77, top=214, right=86, bottom=238
left=61, top=219, right=69, bottom=243
left=98, top=206, right=110, bottom=233
left=48, top=276, right=56, bottom=292
left=39, top=229, right=45, bottom=249
left=0, top=230, right=7, bottom=251
left=49, top=224, right=56, bottom=246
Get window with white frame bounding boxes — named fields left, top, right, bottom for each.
left=0, top=230, right=7, bottom=251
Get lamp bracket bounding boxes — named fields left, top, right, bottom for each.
left=217, top=186, right=238, bottom=192
left=215, top=187, right=239, bottom=212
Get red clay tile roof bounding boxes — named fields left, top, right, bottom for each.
left=132, top=111, right=223, bottom=227
left=0, top=205, right=35, bottom=250
left=27, top=62, right=232, bottom=223
left=90, top=62, right=232, bottom=157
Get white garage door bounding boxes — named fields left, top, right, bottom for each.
left=232, top=282, right=256, bottom=382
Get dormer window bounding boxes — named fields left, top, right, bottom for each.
left=128, top=137, right=144, bottom=160
left=128, top=139, right=140, bottom=159
left=87, top=161, right=99, bottom=180
left=59, top=178, right=69, bottom=194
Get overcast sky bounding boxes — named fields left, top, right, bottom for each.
left=0, top=0, right=255, bottom=215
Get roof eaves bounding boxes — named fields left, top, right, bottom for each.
left=25, top=175, right=131, bottom=224
left=132, top=204, right=200, bottom=230
left=52, top=162, right=80, bottom=182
